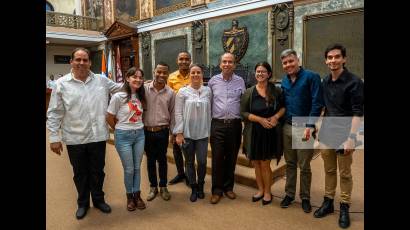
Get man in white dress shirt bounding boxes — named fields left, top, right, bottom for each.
left=47, top=48, right=122, bottom=219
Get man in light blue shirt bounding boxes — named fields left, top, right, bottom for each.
left=207, top=52, right=245, bottom=204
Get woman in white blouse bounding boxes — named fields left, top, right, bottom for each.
left=174, top=64, right=212, bottom=202
left=106, top=67, right=147, bottom=211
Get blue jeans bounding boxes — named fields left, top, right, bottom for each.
left=114, top=129, right=145, bottom=193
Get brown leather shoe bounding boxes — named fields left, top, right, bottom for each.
left=224, top=191, right=236, bottom=199
left=133, top=191, right=146, bottom=210
left=210, top=194, right=222, bottom=204
left=126, top=193, right=136, bottom=211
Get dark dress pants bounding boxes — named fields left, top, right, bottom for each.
left=172, top=141, right=185, bottom=176
left=210, top=120, right=242, bottom=195
left=66, top=141, right=106, bottom=208
left=182, top=138, right=208, bottom=186
left=144, top=128, right=169, bottom=187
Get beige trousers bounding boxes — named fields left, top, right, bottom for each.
left=320, top=145, right=353, bottom=204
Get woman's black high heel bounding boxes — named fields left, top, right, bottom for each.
left=262, top=194, right=273, bottom=205
left=252, top=194, right=264, bottom=202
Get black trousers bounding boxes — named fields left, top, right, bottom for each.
left=144, top=128, right=169, bottom=187
left=172, top=141, right=185, bottom=176
left=66, top=141, right=106, bottom=208
left=210, top=119, right=242, bottom=195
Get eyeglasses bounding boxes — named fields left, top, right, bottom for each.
left=256, top=70, right=268, bottom=74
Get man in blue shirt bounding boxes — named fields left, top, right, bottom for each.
left=279, top=49, right=323, bottom=213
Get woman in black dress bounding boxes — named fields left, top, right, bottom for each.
left=240, top=62, right=285, bottom=205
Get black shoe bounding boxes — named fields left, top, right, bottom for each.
left=190, top=184, right=198, bottom=202
left=252, top=194, right=263, bottom=202
left=94, top=202, right=112, bottom=213
left=262, top=194, right=273, bottom=205
left=339, top=203, right=351, bottom=229
left=280, top=195, right=294, bottom=208
left=302, top=199, right=312, bottom=213
left=75, top=206, right=89, bottom=219
left=169, top=174, right=186, bottom=185
left=314, top=197, right=334, bottom=218
left=197, top=183, right=205, bottom=199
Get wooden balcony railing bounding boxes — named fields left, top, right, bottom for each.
left=46, top=12, right=103, bottom=31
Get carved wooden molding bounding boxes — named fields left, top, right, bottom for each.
left=104, top=20, right=138, bottom=41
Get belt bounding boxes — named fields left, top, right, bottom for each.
left=212, top=118, right=241, bottom=124
left=144, top=125, right=169, bottom=132
left=285, top=120, right=305, bottom=127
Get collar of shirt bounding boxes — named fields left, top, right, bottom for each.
left=68, top=70, right=95, bottom=84
left=285, top=66, right=304, bottom=83
left=187, top=85, right=203, bottom=93
left=215, top=73, right=237, bottom=82
left=177, top=71, right=189, bottom=80
left=326, top=68, right=349, bottom=83
left=148, top=81, right=168, bottom=93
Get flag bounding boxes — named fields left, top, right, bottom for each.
left=107, top=48, right=113, bottom=79
left=101, top=50, right=107, bottom=77
left=116, top=45, right=123, bottom=82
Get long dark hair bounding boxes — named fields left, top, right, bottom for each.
left=254, top=62, right=275, bottom=106
left=121, top=67, right=146, bottom=108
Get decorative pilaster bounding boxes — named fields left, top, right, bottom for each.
left=141, top=32, right=153, bottom=80
left=192, top=20, right=206, bottom=64
left=271, top=2, right=294, bottom=80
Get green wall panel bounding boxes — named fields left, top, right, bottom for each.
left=208, top=12, right=268, bottom=70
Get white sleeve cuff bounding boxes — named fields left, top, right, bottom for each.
left=49, top=135, right=61, bottom=143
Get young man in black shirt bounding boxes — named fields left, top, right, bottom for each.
left=314, top=44, right=364, bottom=229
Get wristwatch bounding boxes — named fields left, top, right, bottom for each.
left=348, top=133, right=357, bottom=142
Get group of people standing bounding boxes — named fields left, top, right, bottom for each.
left=47, top=43, right=363, bottom=229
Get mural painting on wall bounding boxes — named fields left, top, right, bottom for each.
left=154, top=0, right=190, bottom=16
left=222, top=19, right=249, bottom=64
left=140, top=0, right=152, bottom=19
left=104, top=0, right=114, bottom=28
left=115, top=0, right=139, bottom=22
left=83, top=0, right=104, bottom=18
